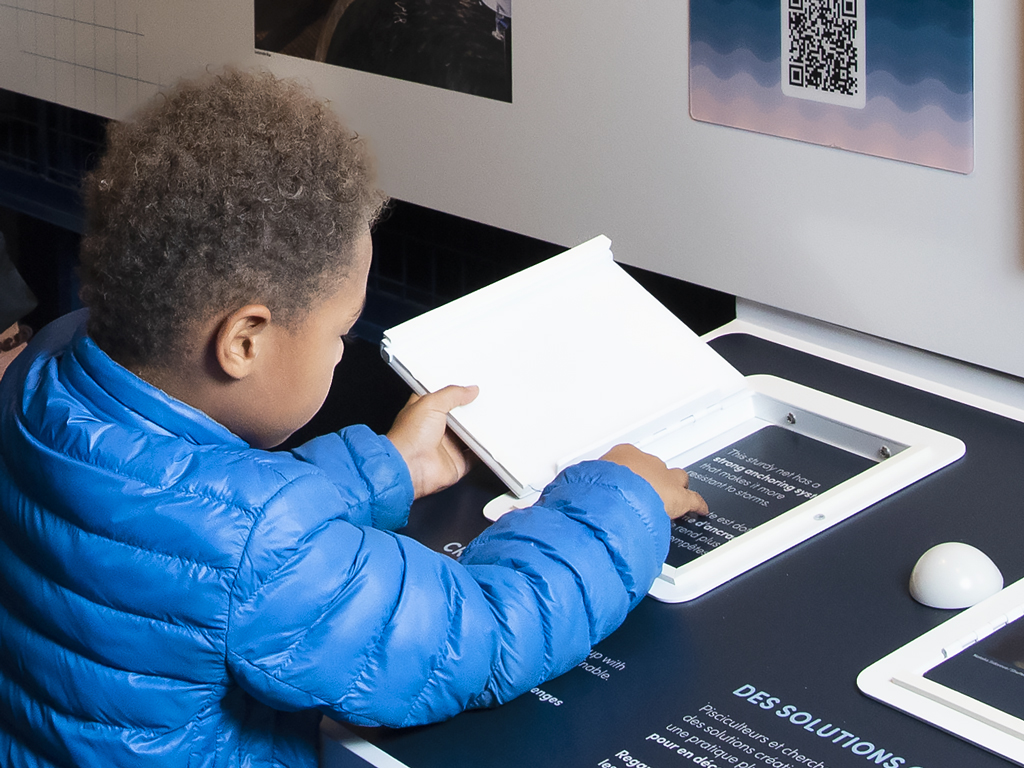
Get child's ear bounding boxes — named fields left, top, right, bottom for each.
left=214, top=304, right=273, bottom=380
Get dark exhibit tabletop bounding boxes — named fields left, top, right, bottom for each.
left=320, top=332, right=1024, bottom=768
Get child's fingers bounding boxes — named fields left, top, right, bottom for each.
left=421, top=384, right=479, bottom=414
left=673, top=484, right=709, bottom=520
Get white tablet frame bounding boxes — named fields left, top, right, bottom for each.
left=858, top=578, right=1024, bottom=766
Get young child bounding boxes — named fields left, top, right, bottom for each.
left=0, top=70, right=707, bottom=768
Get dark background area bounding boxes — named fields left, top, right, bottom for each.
left=0, top=87, right=734, bottom=439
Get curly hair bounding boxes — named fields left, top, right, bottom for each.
left=78, top=69, right=387, bottom=367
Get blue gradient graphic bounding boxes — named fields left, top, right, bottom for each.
left=689, top=0, right=974, bottom=172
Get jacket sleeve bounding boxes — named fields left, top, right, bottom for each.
left=287, top=424, right=414, bottom=531
left=225, top=458, right=669, bottom=728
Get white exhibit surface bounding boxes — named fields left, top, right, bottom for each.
left=382, top=237, right=966, bottom=602
left=382, top=235, right=741, bottom=499
left=858, top=578, right=1024, bottom=767
left=2, top=3, right=1024, bottom=381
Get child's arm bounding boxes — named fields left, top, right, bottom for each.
left=225, top=448, right=682, bottom=729
left=285, top=384, right=478, bottom=532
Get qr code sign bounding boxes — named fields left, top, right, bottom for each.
left=782, top=0, right=866, bottom=109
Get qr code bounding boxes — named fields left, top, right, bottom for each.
left=782, top=0, right=866, bottom=109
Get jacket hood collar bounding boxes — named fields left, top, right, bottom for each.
left=33, top=309, right=247, bottom=448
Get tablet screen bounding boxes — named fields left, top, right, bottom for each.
left=924, top=615, right=1024, bottom=724
left=667, top=425, right=874, bottom=567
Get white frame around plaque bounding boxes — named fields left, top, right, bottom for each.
left=483, top=374, right=965, bottom=603
left=858, top=578, right=1024, bottom=766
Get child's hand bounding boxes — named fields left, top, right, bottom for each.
left=600, top=444, right=709, bottom=520
left=387, top=385, right=480, bottom=499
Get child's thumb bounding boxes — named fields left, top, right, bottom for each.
left=429, top=384, right=479, bottom=413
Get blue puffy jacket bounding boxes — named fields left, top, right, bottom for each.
left=0, top=311, right=670, bottom=767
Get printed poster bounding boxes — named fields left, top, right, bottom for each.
left=690, top=0, right=974, bottom=173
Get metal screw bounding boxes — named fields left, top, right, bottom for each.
left=786, top=413, right=796, bottom=424
left=879, top=445, right=891, bottom=459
